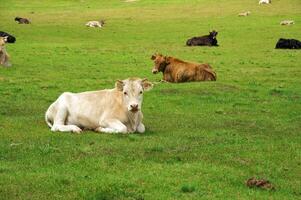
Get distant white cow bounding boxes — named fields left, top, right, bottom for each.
left=280, top=20, right=294, bottom=25
left=45, top=78, right=153, bottom=134
left=259, top=0, right=271, bottom=4
left=238, top=11, right=251, bottom=17
left=124, top=0, right=139, bottom=2
left=85, top=20, right=104, bottom=28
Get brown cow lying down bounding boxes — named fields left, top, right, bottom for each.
left=151, top=54, right=216, bottom=82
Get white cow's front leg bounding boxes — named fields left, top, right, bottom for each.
left=136, top=123, right=145, bottom=133
left=96, top=119, right=128, bottom=134
left=51, top=124, right=82, bottom=133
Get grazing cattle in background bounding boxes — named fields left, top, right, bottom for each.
left=0, top=37, right=12, bottom=67
left=186, top=30, right=219, bottom=46
left=0, top=31, right=16, bottom=43
left=280, top=20, right=294, bottom=25
left=15, top=17, right=31, bottom=24
left=86, top=20, right=105, bottom=28
left=238, top=11, right=251, bottom=17
left=259, top=0, right=271, bottom=4
left=275, top=38, right=301, bottom=49
left=151, top=54, right=216, bottom=83
left=45, top=78, right=153, bottom=133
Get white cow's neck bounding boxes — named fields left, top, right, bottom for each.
left=126, top=111, right=140, bottom=131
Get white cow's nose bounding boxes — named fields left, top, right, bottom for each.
left=129, top=104, right=139, bottom=112
left=130, top=104, right=138, bottom=110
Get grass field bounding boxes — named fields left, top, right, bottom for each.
left=1, top=0, right=301, bottom=199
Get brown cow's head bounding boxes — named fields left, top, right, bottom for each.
left=116, top=78, right=153, bottom=113
left=151, top=53, right=170, bottom=74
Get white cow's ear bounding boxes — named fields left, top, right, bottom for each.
left=115, top=80, right=124, bottom=91
left=142, top=78, right=153, bottom=91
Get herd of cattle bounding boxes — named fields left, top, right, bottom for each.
left=1, top=1, right=300, bottom=133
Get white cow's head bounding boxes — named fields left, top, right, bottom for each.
left=116, top=78, right=153, bottom=113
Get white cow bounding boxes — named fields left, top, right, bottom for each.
left=280, top=20, right=294, bottom=25
left=238, top=11, right=251, bottom=17
left=45, top=78, right=153, bottom=134
left=124, top=0, right=139, bottom=2
left=85, top=20, right=104, bottom=28
left=259, top=0, right=271, bottom=4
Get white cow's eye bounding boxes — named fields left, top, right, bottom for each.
left=124, top=92, right=128, bottom=95
left=139, top=91, right=143, bottom=94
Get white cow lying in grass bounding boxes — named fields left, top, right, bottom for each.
left=45, top=78, right=153, bottom=134
left=259, top=0, right=271, bottom=4
left=238, top=11, right=251, bottom=17
left=280, top=20, right=294, bottom=25
left=85, top=20, right=104, bottom=28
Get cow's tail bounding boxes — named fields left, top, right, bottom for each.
left=45, top=105, right=53, bottom=128
left=203, top=65, right=217, bottom=81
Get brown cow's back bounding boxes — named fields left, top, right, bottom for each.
left=164, top=57, right=216, bottom=82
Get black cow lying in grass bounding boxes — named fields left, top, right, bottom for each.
left=275, top=38, right=301, bottom=49
left=0, top=31, right=16, bottom=43
left=15, top=17, right=31, bottom=24
left=186, top=30, right=219, bottom=46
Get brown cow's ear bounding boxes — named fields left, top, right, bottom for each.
left=115, top=80, right=124, bottom=91
left=164, top=56, right=170, bottom=64
left=151, top=54, right=156, bottom=60
left=142, top=78, right=153, bottom=91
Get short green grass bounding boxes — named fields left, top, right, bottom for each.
left=0, top=0, right=301, bottom=199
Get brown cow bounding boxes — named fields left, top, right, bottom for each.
left=151, top=54, right=216, bottom=83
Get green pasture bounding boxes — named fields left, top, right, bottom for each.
left=0, top=0, right=300, bottom=199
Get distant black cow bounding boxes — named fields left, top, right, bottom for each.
left=275, top=38, right=301, bottom=49
left=15, top=17, right=31, bottom=24
left=186, top=30, right=219, bottom=46
left=0, top=31, right=16, bottom=43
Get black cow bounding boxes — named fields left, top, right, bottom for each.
left=15, top=17, right=31, bottom=24
left=0, top=31, right=16, bottom=43
left=186, top=30, right=219, bottom=46
left=275, top=38, right=301, bottom=49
